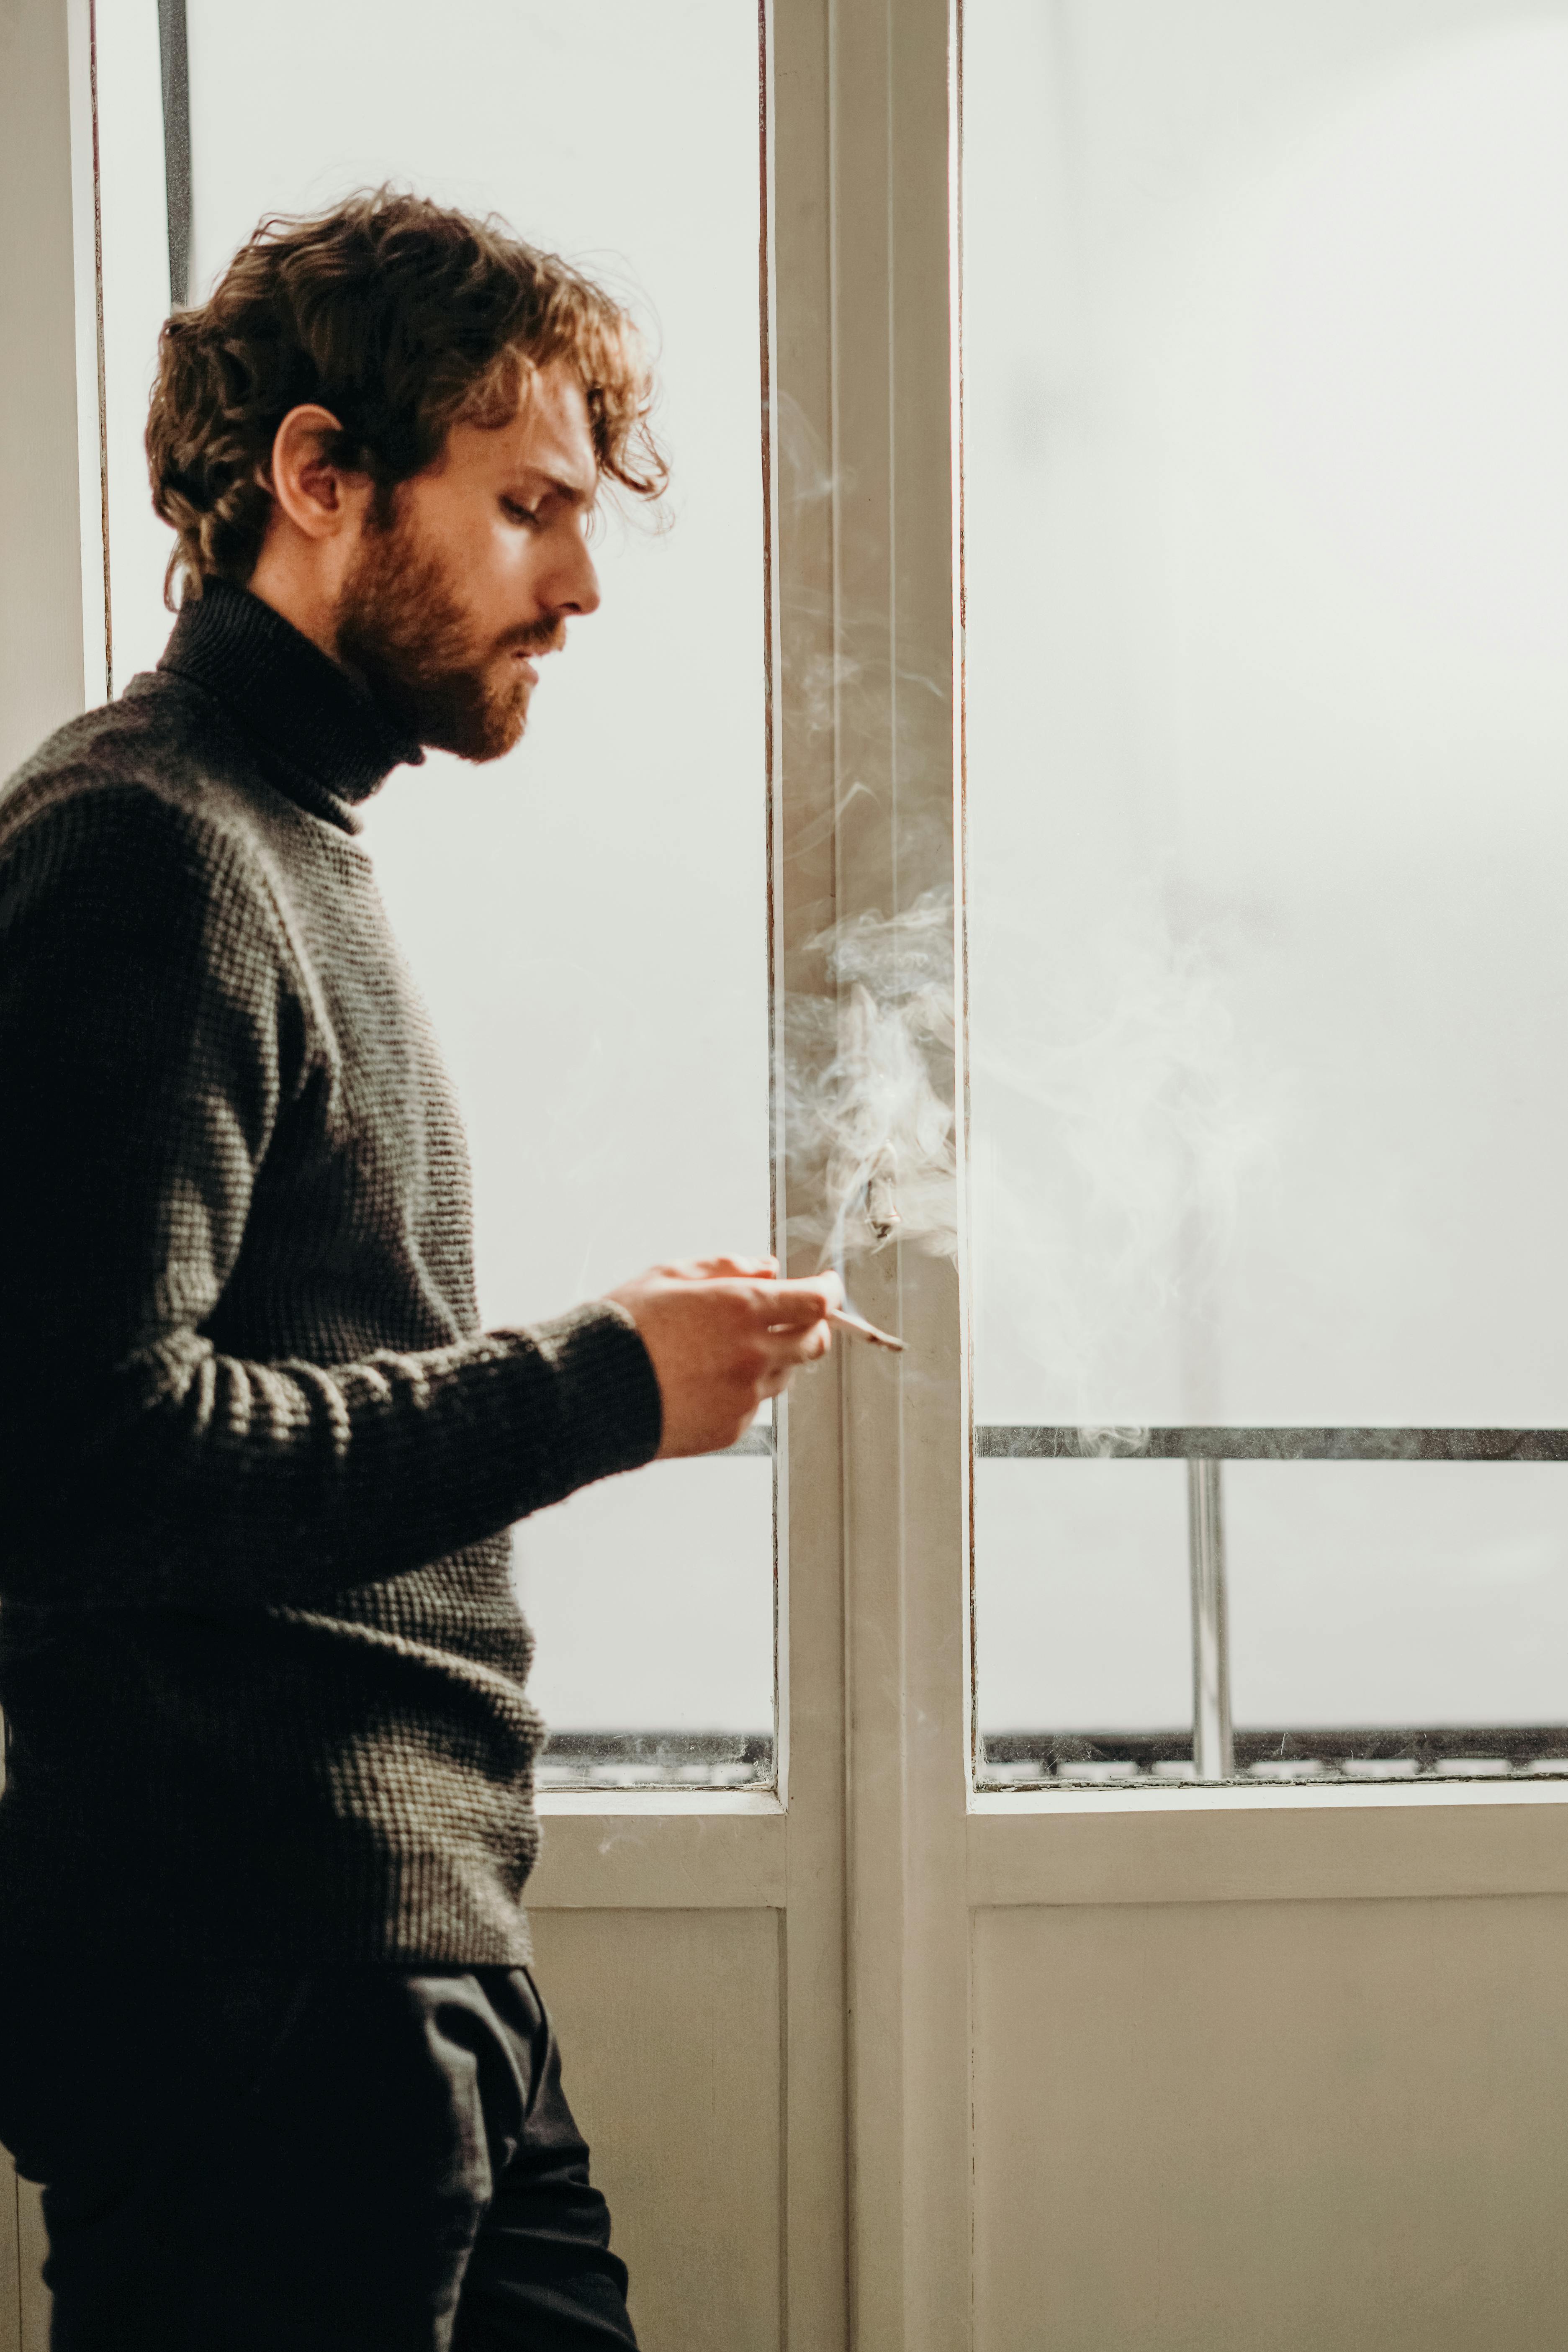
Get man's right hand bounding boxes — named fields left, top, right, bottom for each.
left=604, top=1256, right=840, bottom=1457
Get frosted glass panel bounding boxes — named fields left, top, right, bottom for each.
left=96, top=2, right=771, bottom=1765
left=1228, top=1464, right=1568, bottom=1734
left=963, top=0, right=1568, bottom=1772
left=963, top=0, right=1568, bottom=1429
left=520, top=1459, right=774, bottom=1738
left=976, top=1461, right=1189, bottom=1753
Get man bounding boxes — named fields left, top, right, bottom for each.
left=0, top=190, right=834, bottom=2349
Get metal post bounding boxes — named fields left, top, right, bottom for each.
left=1186, top=1456, right=1233, bottom=1779
left=157, top=0, right=191, bottom=307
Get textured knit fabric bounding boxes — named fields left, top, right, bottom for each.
left=0, top=580, right=663, bottom=1963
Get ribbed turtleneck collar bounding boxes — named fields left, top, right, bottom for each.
left=157, top=578, right=423, bottom=833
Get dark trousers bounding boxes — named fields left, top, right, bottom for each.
left=0, top=1959, right=639, bottom=2350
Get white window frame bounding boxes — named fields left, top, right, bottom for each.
left=10, top=6, right=1568, bottom=2349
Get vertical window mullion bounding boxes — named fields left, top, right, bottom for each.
left=1187, top=1457, right=1233, bottom=1782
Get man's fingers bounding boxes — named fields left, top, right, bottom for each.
left=759, top=1272, right=842, bottom=1327
left=754, top=1323, right=828, bottom=1385
left=760, top=1321, right=833, bottom=1371
left=662, top=1253, right=779, bottom=1283
left=607, top=1257, right=840, bottom=1458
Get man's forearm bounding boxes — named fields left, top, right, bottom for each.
left=1, top=1303, right=661, bottom=1610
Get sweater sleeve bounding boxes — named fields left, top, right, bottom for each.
left=0, top=786, right=663, bottom=1610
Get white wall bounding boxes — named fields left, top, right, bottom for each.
left=0, top=0, right=85, bottom=780
left=0, top=8, right=90, bottom=2317
left=975, top=1892, right=1568, bottom=2350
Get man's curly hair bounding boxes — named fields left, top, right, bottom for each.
left=146, top=188, right=667, bottom=607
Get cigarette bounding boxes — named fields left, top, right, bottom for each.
left=827, top=1306, right=906, bottom=1352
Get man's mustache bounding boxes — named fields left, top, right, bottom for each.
left=500, top=619, right=566, bottom=658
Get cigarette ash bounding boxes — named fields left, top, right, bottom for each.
left=784, top=887, right=959, bottom=1285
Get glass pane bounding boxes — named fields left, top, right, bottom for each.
left=977, top=1460, right=1189, bottom=1783
left=963, top=0, right=1568, bottom=1429
left=1227, top=1463, right=1568, bottom=1778
left=523, top=1456, right=774, bottom=1784
left=95, top=0, right=176, bottom=697
left=962, top=0, right=1568, bottom=1770
left=97, top=2, right=772, bottom=1781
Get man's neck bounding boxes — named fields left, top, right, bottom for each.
left=244, top=544, right=350, bottom=673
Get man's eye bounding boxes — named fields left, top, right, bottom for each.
left=502, top=499, right=541, bottom=527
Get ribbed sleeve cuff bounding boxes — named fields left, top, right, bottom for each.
left=517, top=1299, right=663, bottom=1493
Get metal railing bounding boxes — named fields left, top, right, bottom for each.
left=539, top=1424, right=1568, bottom=1787
left=977, top=1428, right=1568, bottom=1462
left=976, top=1427, right=1568, bottom=1786
left=981, top=1726, right=1568, bottom=1781
left=537, top=1731, right=772, bottom=1787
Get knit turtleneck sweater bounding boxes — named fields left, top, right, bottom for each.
left=0, top=580, right=663, bottom=1963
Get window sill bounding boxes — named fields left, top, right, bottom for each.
left=970, top=1776, right=1568, bottom=1816
left=967, top=1779, right=1568, bottom=1907
left=530, top=1790, right=786, bottom=1909
left=539, top=1786, right=782, bottom=1817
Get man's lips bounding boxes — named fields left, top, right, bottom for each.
left=509, top=633, right=562, bottom=683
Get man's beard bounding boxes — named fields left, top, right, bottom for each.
left=336, top=494, right=555, bottom=763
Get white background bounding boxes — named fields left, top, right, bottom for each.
left=94, top=0, right=774, bottom=1733
left=93, top=0, right=1568, bottom=1748
left=967, top=0, right=1568, bottom=1733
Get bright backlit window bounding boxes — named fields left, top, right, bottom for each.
left=94, top=0, right=774, bottom=1785
left=962, top=0, right=1568, bottom=1785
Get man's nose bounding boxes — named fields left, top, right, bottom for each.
left=555, top=535, right=601, bottom=619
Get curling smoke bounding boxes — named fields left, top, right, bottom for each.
left=782, top=868, right=1281, bottom=1414
left=769, top=405, right=1278, bottom=1401
left=784, top=887, right=959, bottom=1275
left=968, top=879, right=1284, bottom=1417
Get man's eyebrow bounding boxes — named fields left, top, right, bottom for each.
left=512, top=465, right=597, bottom=509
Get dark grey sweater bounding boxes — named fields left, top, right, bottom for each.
left=0, top=581, right=662, bottom=1962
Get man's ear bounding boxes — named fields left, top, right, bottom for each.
left=265, top=405, right=373, bottom=543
